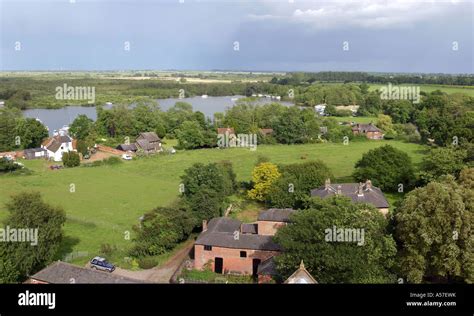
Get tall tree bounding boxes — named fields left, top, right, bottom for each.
left=248, top=162, right=281, bottom=201
left=15, top=118, right=49, bottom=149
left=0, top=108, right=21, bottom=151
left=0, top=192, right=66, bottom=282
left=395, top=176, right=473, bottom=283
left=275, top=197, right=396, bottom=283
left=69, top=114, right=94, bottom=140
left=353, top=145, right=415, bottom=192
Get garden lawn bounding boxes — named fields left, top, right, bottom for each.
left=0, top=140, right=426, bottom=265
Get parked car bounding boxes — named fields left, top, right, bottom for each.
left=121, top=154, right=133, bottom=160
left=90, top=257, right=115, bottom=273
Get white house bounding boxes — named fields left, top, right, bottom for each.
left=41, top=132, right=74, bottom=162
left=314, top=104, right=326, bottom=116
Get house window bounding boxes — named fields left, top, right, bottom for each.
left=204, top=245, right=212, bottom=251
left=240, top=251, right=247, bottom=258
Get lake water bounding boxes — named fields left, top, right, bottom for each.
left=23, top=95, right=293, bottom=135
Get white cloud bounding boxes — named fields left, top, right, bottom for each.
left=248, top=0, right=467, bottom=30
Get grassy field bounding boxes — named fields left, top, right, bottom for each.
left=0, top=141, right=426, bottom=265
left=369, top=83, right=474, bottom=97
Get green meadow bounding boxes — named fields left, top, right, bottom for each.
left=0, top=140, right=426, bottom=264
left=369, top=83, right=474, bottom=97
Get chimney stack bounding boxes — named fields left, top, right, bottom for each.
left=325, top=178, right=331, bottom=190
left=337, top=185, right=342, bottom=195
left=365, top=180, right=372, bottom=190
left=202, top=220, right=208, bottom=232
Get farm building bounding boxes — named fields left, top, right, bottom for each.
left=116, top=132, right=161, bottom=154
left=311, top=179, right=389, bottom=215
left=194, top=209, right=295, bottom=277
left=23, top=148, right=48, bottom=160
left=352, top=123, right=384, bottom=140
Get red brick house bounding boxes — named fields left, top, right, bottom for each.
left=217, top=127, right=235, bottom=135
left=352, top=123, right=384, bottom=140
left=194, top=209, right=295, bottom=276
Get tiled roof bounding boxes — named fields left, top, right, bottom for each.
left=241, top=223, right=258, bottom=234
left=217, top=127, right=235, bottom=135
left=138, top=132, right=160, bottom=143
left=311, top=181, right=389, bottom=209
left=195, top=217, right=281, bottom=251
left=353, top=123, right=382, bottom=133
left=258, top=209, right=296, bottom=223
left=257, top=257, right=277, bottom=276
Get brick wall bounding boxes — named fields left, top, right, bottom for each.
left=194, top=244, right=279, bottom=275
left=257, top=221, right=287, bottom=236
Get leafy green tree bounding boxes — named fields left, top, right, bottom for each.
left=0, top=107, right=21, bottom=151
left=267, top=160, right=333, bottom=208
left=15, top=118, right=48, bottom=149
left=179, top=162, right=236, bottom=224
left=0, top=192, right=66, bottom=282
left=130, top=207, right=194, bottom=257
left=76, top=140, right=89, bottom=156
left=395, top=176, right=473, bottom=283
left=459, top=168, right=474, bottom=189
left=353, top=145, right=415, bottom=192
left=273, top=107, right=305, bottom=144
left=62, top=151, right=81, bottom=168
left=420, top=146, right=467, bottom=182
left=69, top=114, right=94, bottom=140
left=180, top=188, right=223, bottom=223
left=376, top=114, right=396, bottom=135
left=181, top=163, right=225, bottom=198
left=383, top=100, right=414, bottom=124
left=223, top=102, right=256, bottom=134
left=358, top=91, right=382, bottom=116
left=274, top=197, right=397, bottom=283
left=176, top=121, right=206, bottom=149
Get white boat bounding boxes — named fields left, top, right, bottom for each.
left=231, top=97, right=239, bottom=101
left=201, top=95, right=208, bottom=98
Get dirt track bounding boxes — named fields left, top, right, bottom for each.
left=112, top=239, right=194, bottom=283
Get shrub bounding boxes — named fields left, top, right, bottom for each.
left=0, top=158, right=22, bottom=173
left=62, top=151, right=80, bottom=168
left=138, top=257, right=159, bottom=269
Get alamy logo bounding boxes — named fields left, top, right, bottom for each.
left=55, top=83, right=95, bottom=104
left=325, top=225, right=365, bottom=246
left=217, top=132, right=257, bottom=150
left=379, top=83, right=420, bottom=104
left=0, top=226, right=38, bottom=246
left=18, top=291, right=56, bottom=310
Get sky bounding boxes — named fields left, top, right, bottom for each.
left=0, top=0, right=473, bottom=73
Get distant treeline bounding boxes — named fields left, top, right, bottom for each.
left=271, top=72, right=474, bottom=86
left=0, top=77, right=291, bottom=109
